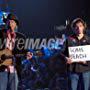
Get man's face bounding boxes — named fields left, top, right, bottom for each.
left=74, top=22, right=85, bottom=35
left=26, top=52, right=33, bottom=60
left=9, top=20, right=17, bottom=31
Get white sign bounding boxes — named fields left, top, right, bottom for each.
left=68, top=45, right=90, bottom=62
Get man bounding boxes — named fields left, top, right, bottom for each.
left=21, top=50, right=37, bottom=90
left=0, top=13, right=25, bottom=90
left=22, top=49, right=33, bottom=68
left=64, top=18, right=90, bottom=90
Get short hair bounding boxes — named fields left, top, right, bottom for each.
left=71, top=18, right=87, bottom=29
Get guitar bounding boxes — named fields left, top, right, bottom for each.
left=0, top=48, right=26, bottom=67
left=0, top=48, right=13, bottom=67
left=0, top=48, right=13, bottom=71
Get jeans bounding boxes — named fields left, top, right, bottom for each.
left=0, top=71, right=8, bottom=90
left=0, top=71, right=18, bottom=90
left=69, top=71, right=90, bottom=90
left=7, top=71, right=18, bottom=90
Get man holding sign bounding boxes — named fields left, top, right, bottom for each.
left=63, top=18, right=90, bottom=90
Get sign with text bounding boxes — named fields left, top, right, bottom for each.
left=68, top=45, right=90, bottom=62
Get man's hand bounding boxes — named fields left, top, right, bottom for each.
left=65, top=57, right=73, bottom=64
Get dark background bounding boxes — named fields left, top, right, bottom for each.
left=0, top=0, right=90, bottom=37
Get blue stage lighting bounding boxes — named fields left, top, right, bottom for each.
left=0, top=11, right=9, bottom=25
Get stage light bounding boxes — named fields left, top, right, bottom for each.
left=0, top=11, right=9, bottom=25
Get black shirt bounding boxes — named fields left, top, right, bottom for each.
left=64, top=34, right=90, bottom=73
